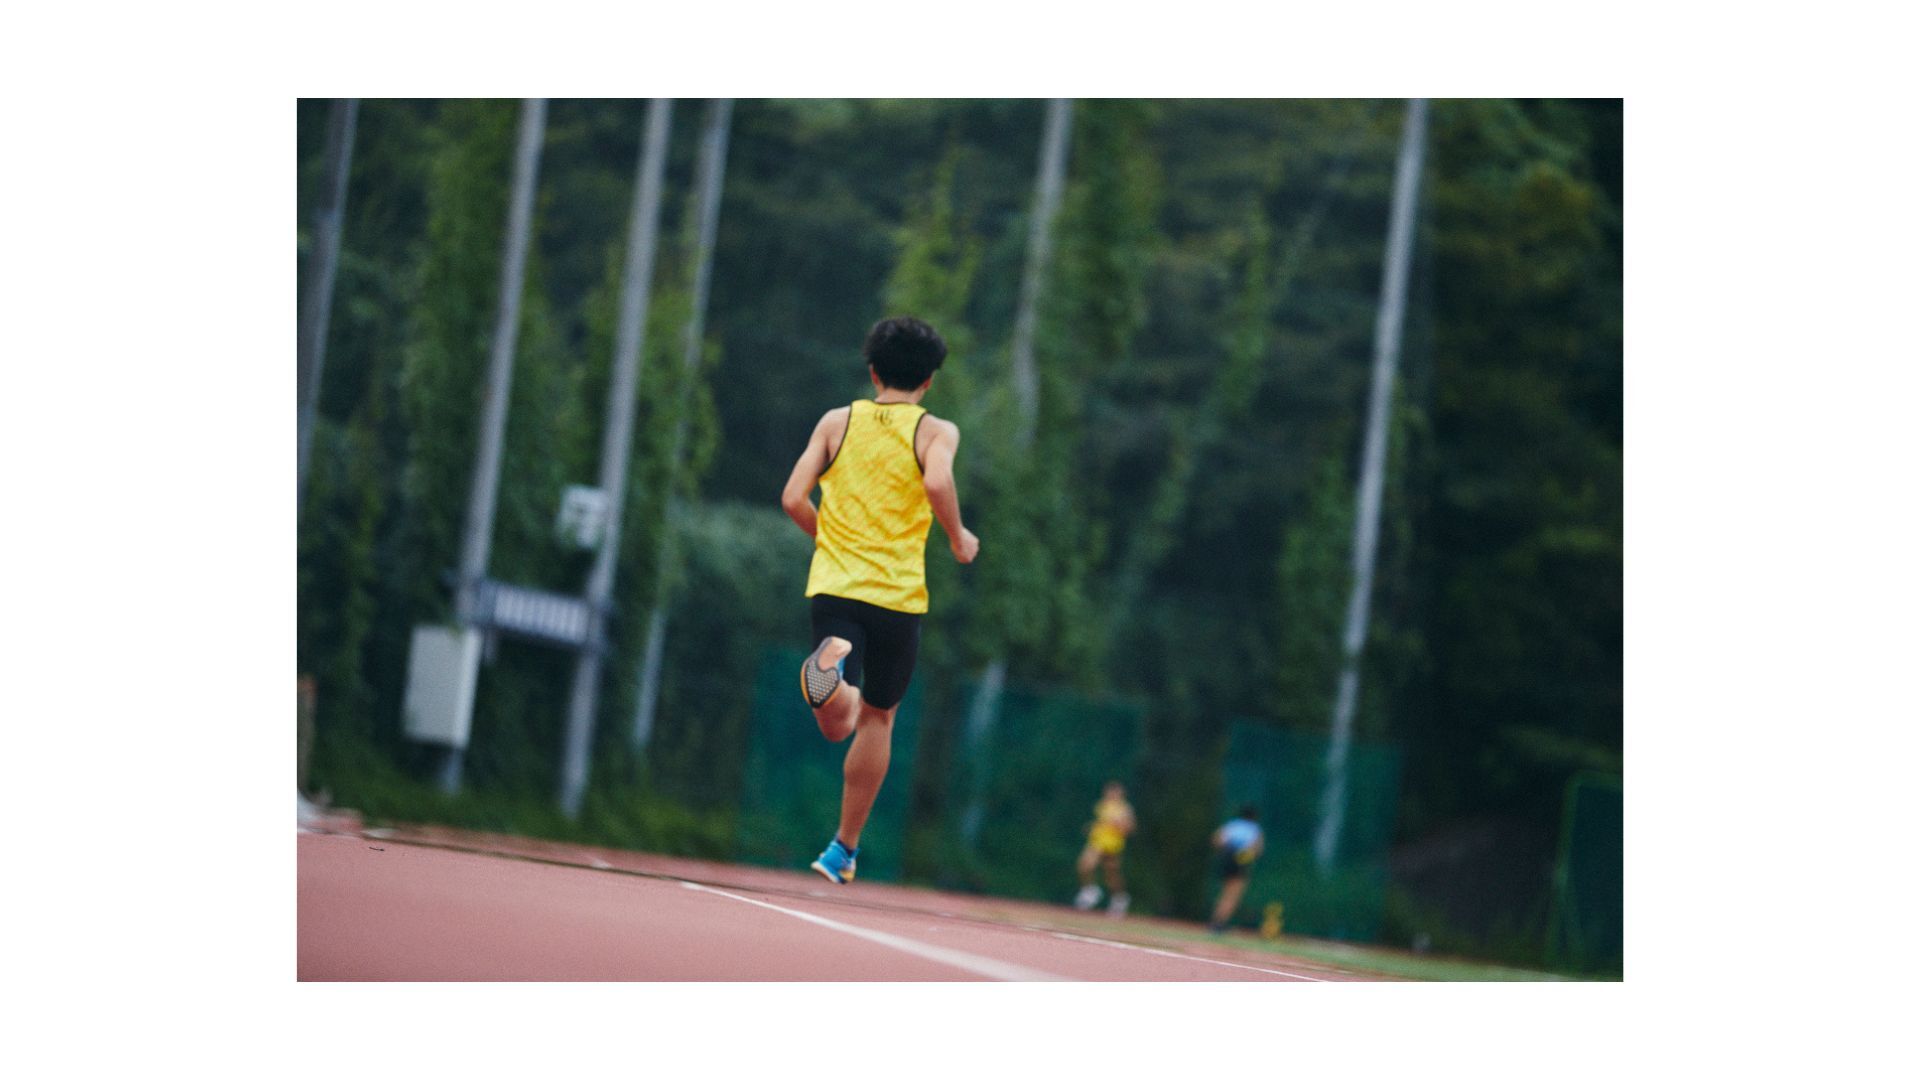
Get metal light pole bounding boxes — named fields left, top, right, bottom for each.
left=1314, top=97, right=1428, bottom=871
left=632, top=98, right=733, bottom=754
left=297, top=98, right=359, bottom=509
left=558, top=99, right=675, bottom=817
left=962, top=98, right=1074, bottom=844
left=442, top=97, right=548, bottom=794
left=1007, top=97, right=1073, bottom=449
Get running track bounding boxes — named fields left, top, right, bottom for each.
left=298, top=822, right=1391, bottom=981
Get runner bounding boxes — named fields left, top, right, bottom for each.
left=781, top=316, right=978, bottom=884
left=1074, top=780, right=1136, bottom=917
left=1208, top=804, right=1265, bottom=934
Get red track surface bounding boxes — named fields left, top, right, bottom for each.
left=298, top=823, right=1389, bottom=981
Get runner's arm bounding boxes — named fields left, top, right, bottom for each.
left=780, top=411, right=840, bottom=538
left=921, top=419, right=978, bottom=563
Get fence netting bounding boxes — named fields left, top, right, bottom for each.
left=736, top=646, right=924, bottom=882
left=1219, top=719, right=1404, bottom=940
left=1548, top=772, right=1623, bottom=972
left=945, top=678, right=1146, bottom=903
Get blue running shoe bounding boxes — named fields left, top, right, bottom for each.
left=810, top=837, right=858, bottom=884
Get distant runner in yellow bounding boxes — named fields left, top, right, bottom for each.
left=1074, top=780, right=1136, bottom=917
left=781, top=316, right=978, bottom=885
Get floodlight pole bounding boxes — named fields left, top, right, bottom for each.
left=632, top=98, right=734, bottom=754
left=1007, top=97, right=1073, bottom=449
left=1313, top=97, right=1428, bottom=871
left=559, top=99, right=674, bottom=817
left=962, top=98, right=1073, bottom=844
left=296, top=98, right=359, bottom=510
left=441, top=97, right=548, bottom=794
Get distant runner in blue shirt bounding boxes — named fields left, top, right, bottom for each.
left=1208, top=805, right=1265, bottom=934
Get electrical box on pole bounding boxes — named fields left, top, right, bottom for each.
left=402, top=625, right=483, bottom=748
left=402, top=98, right=548, bottom=792
left=559, top=98, right=675, bottom=817
left=556, top=484, right=611, bottom=551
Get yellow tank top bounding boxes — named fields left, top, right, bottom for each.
left=1088, top=796, right=1132, bottom=851
left=805, top=400, right=934, bottom=614
left=1094, top=796, right=1132, bottom=832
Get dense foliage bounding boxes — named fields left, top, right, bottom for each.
left=297, top=98, right=1620, bottom=968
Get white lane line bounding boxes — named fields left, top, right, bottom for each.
left=680, top=881, right=1073, bottom=982
left=1043, top=930, right=1328, bottom=981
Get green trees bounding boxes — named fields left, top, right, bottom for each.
left=1412, top=99, right=1622, bottom=824
left=297, top=98, right=1621, bottom=963
left=882, top=145, right=984, bottom=670
left=298, top=100, right=716, bottom=803
left=973, top=99, right=1164, bottom=682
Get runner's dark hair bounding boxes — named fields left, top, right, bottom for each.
left=863, top=316, right=948, bottom=390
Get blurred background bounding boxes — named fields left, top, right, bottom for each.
left=296, top=98, right=1621, bottom=974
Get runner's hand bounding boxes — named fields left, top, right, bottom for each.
left=952, top=527, right=980, bottom=564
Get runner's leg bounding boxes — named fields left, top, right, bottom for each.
left=808, top=637, right=860, bottom=742
left=831, top=599, right=918, bottom=850
left=835, top=700, right=896, bottom=849
left=1209, top=855, right=1251, bottom=930
left=1212, top=876, right=1249, bottom=926
left=807, top=599, right=869, bottom=742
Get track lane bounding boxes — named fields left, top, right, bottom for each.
left=299, top=835, right=971, bottom=980
left=299, top=830, right=1380, bottom=981
left=680, top=881, right=1071, bottom=980
left=350, top=823, right=1375, bottom=977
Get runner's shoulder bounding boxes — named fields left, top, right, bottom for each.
left=919, top=413, right=960, bottom=442
left=814, top=405, right=852, bottom=438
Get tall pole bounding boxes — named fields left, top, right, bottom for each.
left=442, top=97, right=547, bottom=794
left=296, top=97, right=359, bottom=509
left=1007, top=97, right=1073, bottom=448
left=962, top=98, right=1073, bottom=845
left=632, top=98, right=733, bottom=753
left=559, top=99, right=674, bottom=817
left=1314, top=97, right=1428, bottom=871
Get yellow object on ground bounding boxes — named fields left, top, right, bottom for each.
left=1261, top=902, right=1284, bottom=940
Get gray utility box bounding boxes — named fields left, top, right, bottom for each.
left=402, top=624, right=482, bottom=748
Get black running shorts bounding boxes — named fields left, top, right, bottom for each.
left=1217, top=850, right=1252, bottom=882
left=809, top=594, right=922, bottom=711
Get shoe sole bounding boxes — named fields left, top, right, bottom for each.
left=800, top=642, right=844, bottom=709
left=810, top=860, right=846, bottom=884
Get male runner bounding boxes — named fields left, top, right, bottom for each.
left=782, top=316, right=978, bottom=885
left=1207, top=804, right=1265, bottom=933
left=1073, top=780, right=1136, bottom=916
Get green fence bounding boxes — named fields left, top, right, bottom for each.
left=1218, top=719, right=1403, bottom=940
left=736, top=662, right=1409, bottom=940
left=947, top=680, right=1147, bottom=904
left=736, top=646, right=923, bottom=882
left=738, top=653, right=1150, bottom=905
left=1547, top=772, right=1622, bottom=973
